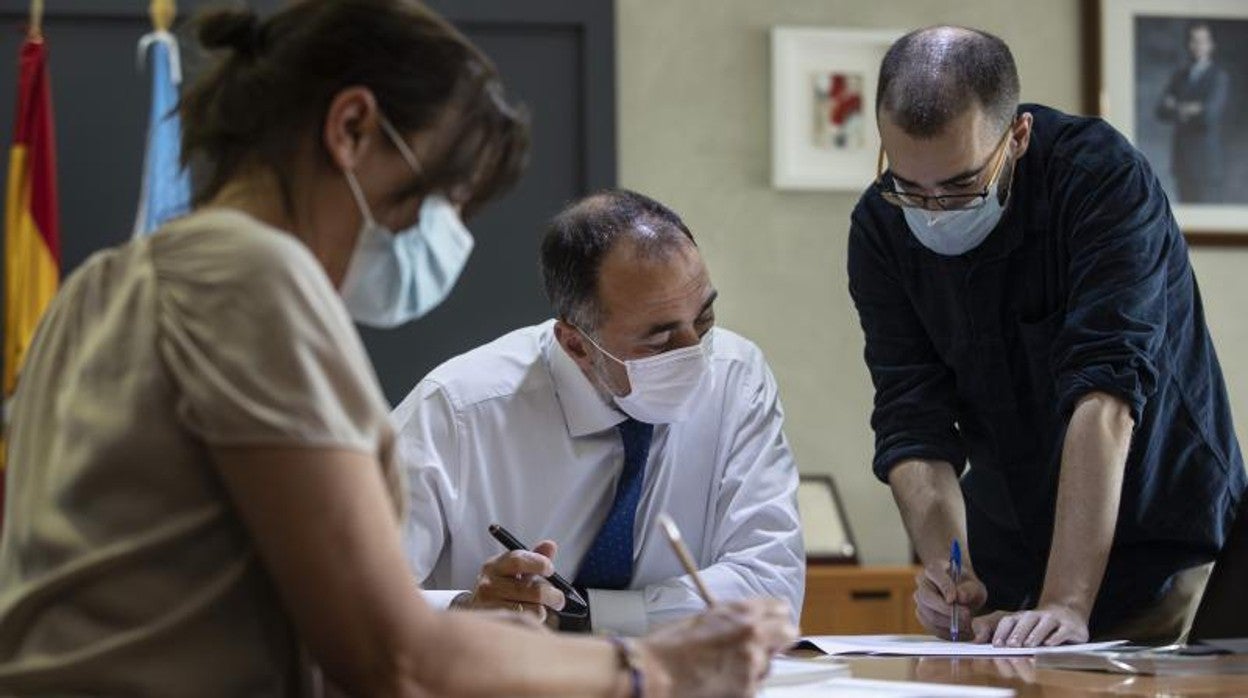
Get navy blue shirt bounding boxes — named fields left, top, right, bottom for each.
left=848, top=104, right=1246, bottom=632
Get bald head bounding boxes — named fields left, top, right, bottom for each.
left=877, top=26, right=1019, bottom=140
left=540, top=189, right=696, bottom=331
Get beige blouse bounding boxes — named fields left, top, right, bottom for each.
left=0, top=209, right=401, bottom=696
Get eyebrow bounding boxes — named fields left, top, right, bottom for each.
left=892, top=164, right=985, bottom=191
left=640, top=290, right=719, bottom=339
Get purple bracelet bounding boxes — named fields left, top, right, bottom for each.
left=606, top=635, right=643, bottom=698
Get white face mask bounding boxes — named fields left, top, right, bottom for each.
left=339, top=116, right=474, bottom=328
left=580, top=328, right=715, bottom=425
left=902, top=174, right=1011, bottom=257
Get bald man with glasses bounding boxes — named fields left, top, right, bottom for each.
left=849, top=26, right=1244, bottom=649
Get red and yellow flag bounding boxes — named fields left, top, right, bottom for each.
left=3, top=37, right=60, bottom=510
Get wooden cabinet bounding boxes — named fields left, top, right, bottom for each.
left=800, top=565, right=927, bottom=635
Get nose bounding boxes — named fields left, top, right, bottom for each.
left=670, top=327, right=702, bottom=349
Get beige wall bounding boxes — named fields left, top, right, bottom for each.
left=617, top=0, right=1248, bottom=565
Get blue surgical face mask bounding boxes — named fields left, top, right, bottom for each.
left=339, top=116, right=474, bottom=328
left=578, top=328, right=715, bottom=424
left=903, top=179, right=1008, bottom=257
left=901, top=148, right=1019, bottom=258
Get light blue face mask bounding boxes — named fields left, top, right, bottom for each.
left=339, top=116, right=474, bottom=328
left=902, top=179, right=1007, bottom=257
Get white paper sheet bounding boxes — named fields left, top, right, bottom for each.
left=801, top=634, right=1127, bottom=657
left=760, top=676, right=1015, bottom=697
left=764, top=657, right=851, bottom=687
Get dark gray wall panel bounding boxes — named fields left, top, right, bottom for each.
left=0, top=0, right=615, bottom=404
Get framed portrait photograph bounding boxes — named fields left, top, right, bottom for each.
left=797, top=474, right=858, bottom=564
left=1093, top=0, right=1248, bottom=242
left=771, top=27, right=903, bottom=191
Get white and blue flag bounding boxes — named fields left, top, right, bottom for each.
left=133, top=31, right=190, bottom=237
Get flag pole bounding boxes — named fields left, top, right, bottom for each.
left=28, top=0, right=44, bottom=42
left=149, top=0, right=175, bottom=33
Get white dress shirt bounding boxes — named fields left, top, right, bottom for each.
left=394, top=320, right=804, bottom=635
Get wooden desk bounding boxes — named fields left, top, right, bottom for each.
left=836, top=656, right=1248, bottom=696
left=802, top=565, right=925, bottom=635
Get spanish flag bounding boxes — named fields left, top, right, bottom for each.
left=3, top=38, right=60, bottom=509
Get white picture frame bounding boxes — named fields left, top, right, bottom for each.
left=771, top=26, right=903, bottom=191
left=1098, top=0, right=1248, bottom=238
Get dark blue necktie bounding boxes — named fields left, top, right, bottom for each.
left=574, top=418, right=654, bottom=590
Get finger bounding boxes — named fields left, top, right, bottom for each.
left=750, top=615, right=800, bottom=652
left=1023, top=614, right=1060, bottom=648
left=520, top=601, right=547, bottom=622
left=1005, top=612, right=1039, bottom=648
left=489, top=550, right=555, bottom=577
left=972, top=612, right=1003, bottom=644
left=1043, top=623, right=1087, bottom=647
left=992, top=614, right=1019, bottom=646
left=472, top=597, right=547, bottom=621
left=478, top=574, right=555, bottom=606
left=915, top=600, right=952, bottom=639
left=956, top=579, right=988, bottom=610
left=915, top=585, right=954, bottom=622
left=532, top=539, right=558, bottom=561
left=760, top=619, right=800, bottom=651
left=1043, top=626, right=1074, bottom=647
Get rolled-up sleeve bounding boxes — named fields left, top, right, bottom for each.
left=848, top=214, right=966, bottom=482
left=1050, top=155, right=1171, bottom=424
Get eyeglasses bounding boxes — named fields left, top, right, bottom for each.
left=874, top=122, right=1014, bottom=211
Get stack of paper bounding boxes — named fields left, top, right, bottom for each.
left=798, top=634, right=1126, bottom=657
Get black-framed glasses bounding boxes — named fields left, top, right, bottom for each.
left=874, top=123, right=1014, bottom=211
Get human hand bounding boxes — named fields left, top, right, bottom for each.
left=637, top=598, right=798, bottom=698
left=973, top=604, right=1089, bottom=647
left=913, top=562, right=988, bottom=640
left=459, top=540, right=565, bottom=623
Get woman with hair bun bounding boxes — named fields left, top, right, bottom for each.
left=0, top=2, right=794, bottom=696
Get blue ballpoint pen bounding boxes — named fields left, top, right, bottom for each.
left=950, top=539, right=963, bottom=642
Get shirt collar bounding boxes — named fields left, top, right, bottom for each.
left=544, top=325, right=628, bottom=438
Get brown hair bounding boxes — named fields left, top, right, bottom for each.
left=180, top=0, right=529, bottom=217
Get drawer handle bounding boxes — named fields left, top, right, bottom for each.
left=850, top=589, right=893, bottom=601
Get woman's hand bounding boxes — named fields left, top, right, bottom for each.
left=636, top=599, right=797, bottom=698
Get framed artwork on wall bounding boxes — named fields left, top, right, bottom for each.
left=797, top=474, right=858, bottom=564
left=771, top=27, right=903, bottom=191
left=1089, top=0, right=1248, bottom=245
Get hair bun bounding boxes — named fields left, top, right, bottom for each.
left=197, top=8, right=263, bottom=56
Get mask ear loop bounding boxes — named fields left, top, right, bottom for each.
left=343, top=169, right=377, bottom=227
left=377, top=114, right=426, bottom=177
left=573, top=324, right=633, bottom=397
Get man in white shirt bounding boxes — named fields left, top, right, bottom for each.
left=394, top=189, right=804, bottom=635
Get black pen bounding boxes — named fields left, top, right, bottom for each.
left=488, top=523, right=590, bottom=613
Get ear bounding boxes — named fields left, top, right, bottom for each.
left=553, top=319, right=591, bottom=363
left=1010, top=112, right=1034, bottom=161
left=323, top=86, right=381, bottom=172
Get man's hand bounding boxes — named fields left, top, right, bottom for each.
left=913, top=562, right=988, bottom=640
left=458, top=540, right=566, bottom=623
left=972, top=604, right=1089, bottom=647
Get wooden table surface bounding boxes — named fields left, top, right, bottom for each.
left=839, top=655, right=1248, bottom=696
